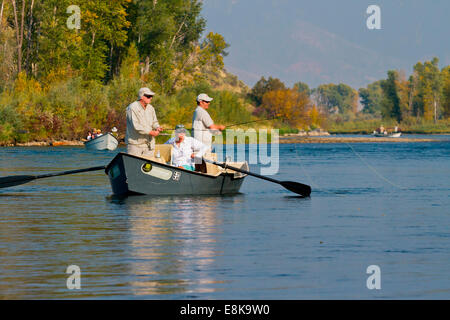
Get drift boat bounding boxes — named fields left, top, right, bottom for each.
left=0, top=144, right=312, bottom=197
left=105, top=145, right=248, bottom=196
left=84, top=133, right=119, bottom=151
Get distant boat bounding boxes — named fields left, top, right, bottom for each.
left=372, top=132, right=402, bottom=138
left=388, top=132, right=402, bottom=138
left=84, top=133, right=119, bottom=151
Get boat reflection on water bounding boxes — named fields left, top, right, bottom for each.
left=111, top=194, right=241, bottom=297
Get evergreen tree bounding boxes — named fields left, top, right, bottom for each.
left=380, top=70, right=402, bottom=122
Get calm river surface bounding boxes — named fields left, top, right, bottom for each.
left=1, top=135, right=449, bottom=299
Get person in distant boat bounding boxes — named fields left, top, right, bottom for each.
left=96, top=129, right=103, bottom=137
left=165, top=124, right=209, bottom=171
left=111, top=127, right=118, bottom=138
left=126, top=87, right=163, bottom=157
left=191, top=93, right=226, bottom=152
left=86, top=131, right=93, bottom=140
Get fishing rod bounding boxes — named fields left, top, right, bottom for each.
left=161, top=116, right=281, bottom=132
left=226, top=115, right=281, bottom=128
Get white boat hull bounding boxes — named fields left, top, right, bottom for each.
left=84, top=133, right=119, bottom=151
left=372, top=132, right=402, bottom=138
left=389, top=132, right=402, bottom=138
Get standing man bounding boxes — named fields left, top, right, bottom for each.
left=126, top=87, right=163, bottom=157
left=191, top=93, right=226, bottom=152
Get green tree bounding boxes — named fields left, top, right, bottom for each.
left=249, top=76, right=286, bottom=106
left=36, top=0, right=80, bottom=81
left=359, top=80, right=383, bottom=116
left=313, top=83, right=358, bottom=115
left=0, top=0, right=16, bottom=88
left=441, top=66, right=450, bottom=118
left=411, top=58, right=442, bottom=121
left=133, top=0, right=212, bottom=94
left=107, top=43, right=144, bottom=130
left=380, top=70, right=403, bottom=122
left=293, top=81, right=310, bottom=96
left=170, top=31, right=229, bottom=93
left=7, top=0, right=131, bottom=82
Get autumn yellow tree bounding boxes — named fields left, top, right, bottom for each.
left=395, top=70, right=412, bottom=119
left=308, top=104, right=325, bottom=128
left=411, top=58, right=442, bottom=121
left=260, top=89, right=310, bottom=127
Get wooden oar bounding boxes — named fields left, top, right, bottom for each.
left=0, top=166, right=106, bottom=189
left=203, top=159, right=311, bottom=197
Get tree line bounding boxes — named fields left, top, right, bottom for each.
left=1, top=1, right=449, bottom=144
left=248, top=57, right=450, bottom=129
left=0, top=0, right=252, bottom=144
left=360, top=58, right=450, bottom=123
left=0, top=0, right=231, bottom=91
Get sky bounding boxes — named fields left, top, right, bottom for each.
left=202, top=0, right=450, bottom=89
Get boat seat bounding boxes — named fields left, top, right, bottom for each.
left=142, top=146, right=245, bottom=178
left=224, top=161, right=249, bottom=178
left=202, top=154, right=248, bottom=178
left=203, top=153, right=223, bottom=176
left=143, top=144, right=173, bottom=164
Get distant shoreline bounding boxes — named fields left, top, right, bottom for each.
left=278, top=136, right=439, bottom=143
left=1, top=134, right=445, bottom=147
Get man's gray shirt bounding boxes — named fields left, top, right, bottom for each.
left=192, top=106, right=214, bottom=147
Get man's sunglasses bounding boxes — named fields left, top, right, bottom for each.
left=144, top=94, right=153, bottom=98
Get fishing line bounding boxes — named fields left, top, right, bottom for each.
left=292, top=144, right=321, bottom=189
left=335, top=133, right=405, bottom=189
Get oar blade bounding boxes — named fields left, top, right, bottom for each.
left=0, top=175, right=36, bottom=189
left=280, top=181, right=311, bottom=197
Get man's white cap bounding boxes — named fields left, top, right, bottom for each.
left=196, top=93, right=213, bottom=102
left=138, top=87, right=155, bottom=99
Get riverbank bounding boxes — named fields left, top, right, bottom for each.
left=1, top=136, right=443, bottom=147
left=0, top=140, right=85, bottom=147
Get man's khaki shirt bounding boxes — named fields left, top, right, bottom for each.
left=126, top=101, right=160, bottom=149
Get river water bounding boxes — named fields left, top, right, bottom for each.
left=0, top=135, right=449, bottom=299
